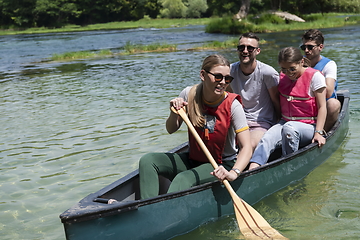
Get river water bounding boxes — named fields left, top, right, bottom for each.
left=0, top=24, right=359, bottom=240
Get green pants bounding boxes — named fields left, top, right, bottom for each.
left=139, top=152, right=235, bottom=199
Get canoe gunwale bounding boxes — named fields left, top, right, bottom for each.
left=60, top=179, right=216, bottom=224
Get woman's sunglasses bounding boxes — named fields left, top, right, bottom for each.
left=300, top=44, right=319, bottom=51
left=237, top=45, right=257, bottom=53
left=205, top=70, right=234, bottom=84
left=281, top=67, right=297, bottom=73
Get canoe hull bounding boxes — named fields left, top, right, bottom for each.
left=60, top=90, right=350, bottom=240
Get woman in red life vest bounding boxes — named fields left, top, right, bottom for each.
left=139, top=54, right=252, bottom=199
left=249, top=47, right=327, bottom=170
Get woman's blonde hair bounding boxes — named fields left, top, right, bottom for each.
left=187, top=54, right=231, bottom=128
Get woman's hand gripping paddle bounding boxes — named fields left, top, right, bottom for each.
left=172, top=106, right=287, bottom=239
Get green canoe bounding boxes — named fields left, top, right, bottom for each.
left=60, top=90, right=350, bottom=240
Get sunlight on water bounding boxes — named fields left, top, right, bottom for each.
left=0, top=24, right=360, bottom=240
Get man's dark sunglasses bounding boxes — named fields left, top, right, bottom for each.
left=237, top=45, right=257, bottom=53
left=205, top=70, right=234, bottom=84
left=300, top=44, right=318, bottom=51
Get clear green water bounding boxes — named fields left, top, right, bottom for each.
left=1, top=25, right=360, bottom=240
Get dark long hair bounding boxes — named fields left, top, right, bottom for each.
left=278, top=46, right=311, bottom=67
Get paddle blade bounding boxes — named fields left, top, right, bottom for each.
left=231, top=194, right=288, bottom=239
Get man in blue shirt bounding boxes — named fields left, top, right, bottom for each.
left=301, top=29, right=341, bottom=132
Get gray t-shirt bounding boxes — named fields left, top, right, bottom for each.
left=179, top=86, right=248, bottom=160
left=230, top=60, right=279, bottom=125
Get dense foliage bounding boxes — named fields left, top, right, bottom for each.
left=0, top=0, right=359, bottom=29
left=205, top=13, right=360, bottom=34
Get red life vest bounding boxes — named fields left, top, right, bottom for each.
left=279, top=68, right=318, bottom=124
left=188, top=93, right=242, bottom=164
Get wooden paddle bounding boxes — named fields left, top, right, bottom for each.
left=172, top=106, right=287, bottom=239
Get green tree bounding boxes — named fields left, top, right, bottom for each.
left=160, top=0, right=186, bottom=18
left=34, top=0, right=80, bottom=27
left=74, top=0, right=145, bottom=24
left=143, top=0, right=162, bottom=18
left=263, top=0, right=357, bottom=14
left=0, top=0, right=36, bottom=27
left=235, top=0, right=251, bottom=19
left=185, top=0, right=208, bottom=18
left=206, top=0, right=238, bottom=17
left=1, top=0, right=360, bottom=29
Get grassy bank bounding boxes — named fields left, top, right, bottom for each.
left=206, top=13, right=360, bottom=34
left=0, top=18, right=212, bottom=36
left=1, top=13, right=359, bottom=36
left=51, top=42, right=178, bottom=61
left=50, top=38, right=270, bottom=61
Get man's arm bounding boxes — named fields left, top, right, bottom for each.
left=325, top=77, right=336, bottom=99
left=322, top=61, right=337, bottom=98
left=268, top=86, right=281, bottom=121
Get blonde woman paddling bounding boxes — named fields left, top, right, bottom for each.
left=139, top=54, right=252, bottom=199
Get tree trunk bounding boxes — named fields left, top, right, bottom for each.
left=270, top=0, right=281, bottom=11
left=235, top=0, right=251, bottom=20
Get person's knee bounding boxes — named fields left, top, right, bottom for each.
left=282, top=122, right=298, bottom=139
left=327, top=98, right=341, bottom=115
left=168, top=172, right=195, bottom=192
left=139, top=153, right=157, bottom=168
left=173, top=172, right=192, bottom=185
left=325, top=99, right=341, bottom=131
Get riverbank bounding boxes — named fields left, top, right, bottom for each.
left=206, top=12, right=359, bottom=34
left=50, top=42, right=177, bottom=61
left=1, top=13, right=359, bottom=36
left=0, top=18, right=212, bottom=36
left=48, top=38, right=244, bottom=61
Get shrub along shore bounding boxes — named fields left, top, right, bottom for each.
left=206, top=12, right=359, bottom=34
left=8, top=13, right=357, bottom=61
left=0, top=18, right=211, bottom=36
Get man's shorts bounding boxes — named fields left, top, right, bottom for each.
left=247, top=121, right=272, bottom=132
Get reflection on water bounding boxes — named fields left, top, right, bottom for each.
left=0, top=24, right=360, bottom=240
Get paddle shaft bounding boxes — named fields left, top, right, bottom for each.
left=174, top=107, right=234, bottom=189
left=175, top=107, right=219, bottom=169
